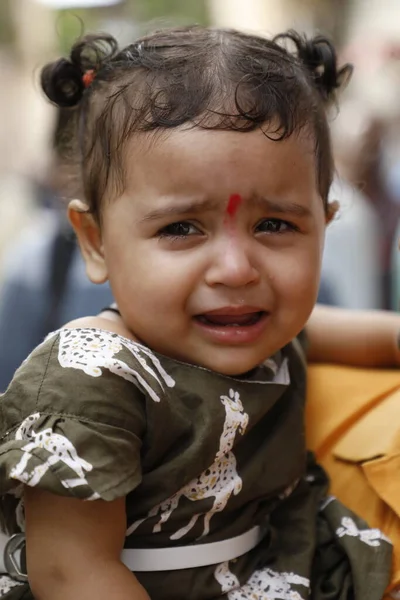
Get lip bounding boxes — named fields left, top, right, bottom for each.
left=200, top=305, right=265, bottom=316
left=193, top=310, right=270, bottom=345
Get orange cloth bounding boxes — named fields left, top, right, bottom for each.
left=306, top=364, right=400, bottom=595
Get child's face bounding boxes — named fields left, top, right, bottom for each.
left=79, top=127, right=327, bottom=375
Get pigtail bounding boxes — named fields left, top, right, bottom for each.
left=273, top=31, right=352, bottom=102
left=41, top=34, right=119, bottom=108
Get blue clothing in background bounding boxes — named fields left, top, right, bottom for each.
left=0, top=211, right=113, bottom=391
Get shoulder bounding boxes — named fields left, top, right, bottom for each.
left=51, top=318, right=177, bottom=404
left=1, top=321, right=151, bottom=442
left=2, top=314, right=142, bottom=414
left=62, top=313, right=137, bottom=341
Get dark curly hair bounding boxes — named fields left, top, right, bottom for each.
left=41, top=26, right=352, bottom=221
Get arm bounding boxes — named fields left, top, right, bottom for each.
left=25, top=487, right=150, bottom=600
left=306, top=304, right=400, bottom=367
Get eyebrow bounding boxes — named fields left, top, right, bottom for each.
left=140, top=198, right=220, bottom=222
left=140, top=195, right=312, bottom=222
left=251, top=195, right=313, bottom=218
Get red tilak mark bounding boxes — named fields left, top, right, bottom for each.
left=226, top=194, right=242, bottom=218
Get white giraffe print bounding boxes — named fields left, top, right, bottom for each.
left=57, top=328, right=175, bottom=403
left=214, top=561, right=310, bottom=600
left=0, top=575, right=22, bottom=597
left=10, top=413, right=99, bottom=499
left=127, top=388, right=249, bottom=540
left=336, top=516, right=391, bottom=547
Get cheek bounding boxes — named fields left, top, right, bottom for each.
left=266, top=246, right=322, bottom=299
left=107, top=242, right=199, bottom=306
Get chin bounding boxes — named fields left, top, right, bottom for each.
left=200, top=354, right=263, bottom=377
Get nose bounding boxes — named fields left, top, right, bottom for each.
left=205, top=238, right=260, bottom=288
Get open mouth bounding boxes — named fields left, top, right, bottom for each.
left=193, top=309, right=269, bottom=344
left=195, top=311, right=266, bottom=327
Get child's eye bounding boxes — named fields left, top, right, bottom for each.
left=256, top=218, right=296, bottom=234
left=159, top=221, right=200, bottom=238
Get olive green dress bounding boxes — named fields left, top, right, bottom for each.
left=0, top=328, right=393, bottom=599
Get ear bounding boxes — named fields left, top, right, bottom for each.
left=68, top=199, right=108, bottom=284
left=326, top=200, right=339, bottom=225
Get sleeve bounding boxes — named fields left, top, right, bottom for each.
left=0, top=329, right=148, bottom=502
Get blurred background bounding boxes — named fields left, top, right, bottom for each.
left=1, top=0, right=400, bottom=389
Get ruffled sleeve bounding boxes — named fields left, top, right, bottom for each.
left=0, top=328, right=154, bottom=502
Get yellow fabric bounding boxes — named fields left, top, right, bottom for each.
left=306, top=364, right=400, bottom=595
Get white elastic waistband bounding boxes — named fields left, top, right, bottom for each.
left=122, top=525, right=263, bottom=571
left=0, top=525, right=263, bottom=576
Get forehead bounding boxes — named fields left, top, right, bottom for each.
left=119, top=126, right=320, bottom=209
